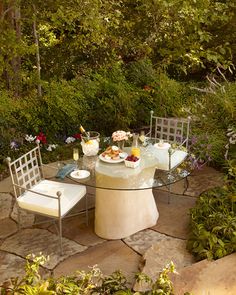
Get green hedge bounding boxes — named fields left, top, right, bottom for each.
left=0, top=61, right=235, bottom=172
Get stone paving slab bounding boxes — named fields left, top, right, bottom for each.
left=0, top=193, right=13, bottom=219
left=134, top=239, right=195, bottom=292
left=152, top=191, right=196, bottom=239
left=0, top=251, right=28, bottom=284
left=171, top=253, right=236, bottom=295
left=169, top=166, right=224, bottom=197
left=0, top=177, right=12, bottom=193
left=54, top=240, right=140, bottom=286
left=48, top=211, right=105, bottom=247
left=0, top=218, right=17, bottom=239
left=0, top=228, right=87, bottom=270
left=11, top=203, right=35, bottom=227
left=124, top=229, right=171, bottom=255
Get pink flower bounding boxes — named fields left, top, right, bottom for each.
left=112, top=130, right=131, bottom=142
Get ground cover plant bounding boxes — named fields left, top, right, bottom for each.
left=187, top=184, right=236, bottom=261
left=0, top=255, right=192, bottom=295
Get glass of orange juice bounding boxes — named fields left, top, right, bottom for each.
left=131, top=146, right=140, bottom=158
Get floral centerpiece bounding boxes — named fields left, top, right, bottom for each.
left=112, top=130, right=132, bottom=149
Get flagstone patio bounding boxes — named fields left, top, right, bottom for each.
left=0, top=166, right=235, bottom=294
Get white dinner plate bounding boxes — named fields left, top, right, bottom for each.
left=70, top=170, right=90, bottom=179
left=99, top=153, right=126, bottom=164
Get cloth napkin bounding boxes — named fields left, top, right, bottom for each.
left=56, top=163, right=76, bottom=180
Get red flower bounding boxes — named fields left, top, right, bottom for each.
left=36, top=132, right=47, bottom=144
left=73, top=133, right=81, bottom=140
left=143, top=85, right=152, bottom=91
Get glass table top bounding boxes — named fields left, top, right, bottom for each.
left=65, top=146, right=192, bottom=191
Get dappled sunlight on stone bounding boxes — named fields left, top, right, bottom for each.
left=0, top=228, right=87, bottom=270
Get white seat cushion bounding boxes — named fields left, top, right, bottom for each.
left=17, top=180, right=86, bottom=217
left=170, top=150, right=188, bottom=169
left=156, top=150, right=188, bottom=170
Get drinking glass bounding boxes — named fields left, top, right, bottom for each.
left=73, top=148, right=79, bottom=169
left=56, top=155, right=62, bottom=171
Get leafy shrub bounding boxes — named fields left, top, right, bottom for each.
left=0, top=80, right=89, bottom=140
left=185, top=79, right=236, bottom=166
left=187, top=186, right=236, bottom=261
left=1, top=62, right=235, bottom=175
left=152, top=74, right=192, bottom=118
left=0, top=255, right=189, bottom=295
left=188, top=132, right=227, bottom=168
left=76, top=63, right=138, bottom=135
left=125, top=59, right=157, bottom=87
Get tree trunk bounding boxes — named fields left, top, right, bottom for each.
left=11, top=3, right=21, bottom=96
left=0, top=0, right=22, bottom=96
left=33, top=6, right=42, bottom=97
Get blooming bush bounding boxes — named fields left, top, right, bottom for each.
left=225, top=126, right=236, bottom=160
left=188, top=135, right=213, bottom=169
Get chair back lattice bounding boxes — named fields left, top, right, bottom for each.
left=8, top=145, right=44, bottom=198
left=149, top=112, right=190, bottom=147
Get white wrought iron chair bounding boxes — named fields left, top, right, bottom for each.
left=146, top=111, right=191, bottom=202
left=146, top=110, right=191, bottom=170
left=7, top=145, right=87, bottom=255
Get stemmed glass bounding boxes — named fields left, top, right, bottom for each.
left=57, top=155, right=62, bottom=171
left=73, top=148, right=79, bottom=170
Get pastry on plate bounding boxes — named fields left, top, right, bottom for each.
left=101, top=145, right=122, bottom=160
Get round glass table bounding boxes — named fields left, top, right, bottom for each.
left=66, top=146, right=191, bottom=240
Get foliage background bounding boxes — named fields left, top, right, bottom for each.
left=0, top=0, right=235, bottom=171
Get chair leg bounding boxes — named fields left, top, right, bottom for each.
left=85, top=194, right=89, bottom=226
left=167, top=184, right=171, bottom=204
left=167, top=171, right=172, bottom=204
left=183, top=176, right=189, bottom=194
left=17, top=206, right=21, bottom=230
left=58, top=217, right=63, bottom=255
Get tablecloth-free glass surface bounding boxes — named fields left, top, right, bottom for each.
left=67, top=146, right=190, bottom=191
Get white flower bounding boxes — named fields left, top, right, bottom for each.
left=25, top=134, right=36, bottom=143
left=10, top=141, right=18, bottom=150
left=226, top=131, right=235, bottom=137
left=229, top=138, right=236, bottom=144
left=65, top=137, right=75, bottom=144
left=46, top=144, right=58, bottom=151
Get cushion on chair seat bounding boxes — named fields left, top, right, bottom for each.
left=170, top=150, right=188, bottom=169
left=17, top=180, right=86, bottom=217
left=156, top=150, right=188, bottom=170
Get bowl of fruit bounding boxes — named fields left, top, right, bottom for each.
left=124, top=155, right=140, bottom=168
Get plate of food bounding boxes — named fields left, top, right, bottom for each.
left=70, top=170, right=90, bottom=179
left=99, top=145, right=128, bottom=163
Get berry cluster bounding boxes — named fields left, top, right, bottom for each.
left=125, top=155, right=139, bottom=162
